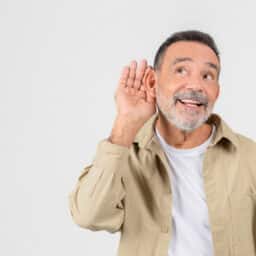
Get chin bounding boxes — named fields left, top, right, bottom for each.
left=173, top=121, right=202, bottom=132
left=169, top=112, right=209, bottom=132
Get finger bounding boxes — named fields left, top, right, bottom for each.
left=119, top=66, right=130, bottom=88
left=133, top=59, right=147, bottom=90
left=126, top=60, right=137, bottom=88
left=140, top=85, right=146, bottom=91
left=137, top=90, right=146, bottom=101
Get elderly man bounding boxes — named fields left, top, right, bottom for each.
left=68, top=30, right=256, bottom=256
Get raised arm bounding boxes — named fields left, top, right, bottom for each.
left=68, top=60, right=156, bottom=233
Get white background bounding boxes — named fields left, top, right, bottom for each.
left=1, top=0, right=256, bottom=255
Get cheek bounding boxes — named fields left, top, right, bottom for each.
left=156, top=88, right=174, bottom=108
left=158, top=81, right=184, bottom=97
left=157, top=83, right=173, bottom=98
left=207, top=87, right=219, bottom=103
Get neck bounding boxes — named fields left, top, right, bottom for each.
left=155, top=113, right=212, bottom=149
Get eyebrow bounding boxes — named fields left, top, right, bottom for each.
left=172, top=57, right=219, bottom=73
left=172, top=57, right=193, bottom=65
left=205, top=62, right=219, bottom=72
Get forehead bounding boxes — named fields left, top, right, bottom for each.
left=162, top=41, right=220, bottom=66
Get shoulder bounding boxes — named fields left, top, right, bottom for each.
left=234, top=133, right=256, bottom=188
left=235, top=133, right=256, bottom=154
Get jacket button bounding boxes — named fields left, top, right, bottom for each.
left=161, top=225, right=169, bottom=233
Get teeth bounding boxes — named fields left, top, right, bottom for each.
left=181, top=99, right=200, bottom=104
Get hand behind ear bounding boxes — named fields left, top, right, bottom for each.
left=114, top=60, right=156, bottom=124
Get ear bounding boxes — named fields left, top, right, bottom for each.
left=142, top=66, right=157, bottom=99
left=215, top=82, right=220, bottom=99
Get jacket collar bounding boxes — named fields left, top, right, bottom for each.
left=134, top=111, right=238, bottom=151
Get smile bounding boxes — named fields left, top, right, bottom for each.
left=176, top=99, right=205, bottom=109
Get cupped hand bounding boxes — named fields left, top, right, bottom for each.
left=114, top=59, right=156, bottom=124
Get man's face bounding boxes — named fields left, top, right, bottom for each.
left=155, top=41, right=220, bottom=132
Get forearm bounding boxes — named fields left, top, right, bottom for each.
left=68, top=139, right=130, bottom=233
left=108, top=115, right=144, bottom=147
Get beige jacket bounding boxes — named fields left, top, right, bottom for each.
left=68, top=112, right=256, bottom=256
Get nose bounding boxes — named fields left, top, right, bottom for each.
left=185, top=74, right=204, bottom=92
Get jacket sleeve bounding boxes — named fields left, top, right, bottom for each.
left=68, top=138, right=130, bottom=233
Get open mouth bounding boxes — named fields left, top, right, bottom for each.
left=176, top=99, right=205, bottom=108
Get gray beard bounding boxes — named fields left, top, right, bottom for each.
left=156, top=93, right=214, bottom=132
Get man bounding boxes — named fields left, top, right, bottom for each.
left=68, top=30, right=256, bottom=256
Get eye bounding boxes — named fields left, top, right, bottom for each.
left=175, top=67, right=187, bottom=75
left=203, top=72, right=215, bottom=80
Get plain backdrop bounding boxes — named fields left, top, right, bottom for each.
left=1, top=0, right=256, bottom=255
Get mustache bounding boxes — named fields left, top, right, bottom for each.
left=173, top=90, right=208, bottom=106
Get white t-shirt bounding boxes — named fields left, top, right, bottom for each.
left=155, top=125, right=216, bottom=256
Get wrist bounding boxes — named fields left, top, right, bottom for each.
left=109, top=115, right=143, bottom=147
